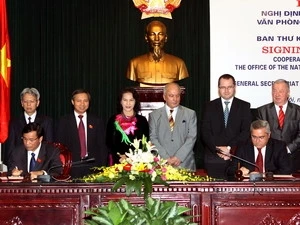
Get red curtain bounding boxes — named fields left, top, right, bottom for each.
left=0, top=0, right=11, bottom=143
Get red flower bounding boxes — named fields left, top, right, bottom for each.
left=89, top=124, right=93, bottom=129
left=123, top=164, right=132, bottom=171
left=37, top=158, right=42, bottom=163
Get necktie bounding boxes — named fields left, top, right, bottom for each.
left=169, top=110, right=175, bottom=132
left=28, top=117, right=31, bottom=123
left=78, top=115, right=87, bottom=158
left=224, top=101, right=230, bottom=127
left=29, top=153, right=36, bottom=172
left=255, top=148, right=263, bottom=173
left=278, top=106, right=285, bottom=129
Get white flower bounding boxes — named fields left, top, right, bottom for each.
left=129, top=174, right=136, bottom=180
left=151, top=171, right=157, bottom=181
left=131, top=138, right=141, bottom=150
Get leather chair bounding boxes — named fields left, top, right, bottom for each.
left=50, top=142, right=72, bottom=181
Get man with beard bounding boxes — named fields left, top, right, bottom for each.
left=126, top=20, right=189, bottom=85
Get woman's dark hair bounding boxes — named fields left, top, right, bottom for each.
left=117, top=87, right=141, bottom=114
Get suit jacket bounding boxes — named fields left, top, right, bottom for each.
left=56, top=113, right=108, bottom=178
left=201, top=97, right=251, bottom=178
left=5, top=113, right=53, bottom=164
left=201, top=97, right=252, bottom=157
left=257, top=102, right=300, bottom=153
left=149, top=105, right=197, bottom=171
left=227, top=138, right=292, bottom=176
left=8, top=142, right=62, bottom=176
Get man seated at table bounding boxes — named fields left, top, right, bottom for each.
left=224, top=120, right=292, bottom=178
left=8, top=122, right=62, bottom=180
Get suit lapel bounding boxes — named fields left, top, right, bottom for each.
left=215, top=98, right=225, bottom=128
left=268, top=103, right=282, bottom=134
left=282, top=103, right=293, bottom=133
left=35, top=143, right=46, bottom=170
left=227, top=98, right=236, bottom=124
left=18, top=115, right=27, bottom=129
left=264, top=140, right=273, bottom=171
left=174, top=106, right=183, bottom=131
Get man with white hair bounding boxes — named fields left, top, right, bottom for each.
left=5, top=87, right=53, bottom=164
left=257, top=79, right=300, bottom=173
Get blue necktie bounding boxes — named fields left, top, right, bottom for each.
left=29, top=153, right=36, bottom=172
left=224, top=101, right=230, bottom=127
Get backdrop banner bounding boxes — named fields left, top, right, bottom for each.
left=210, top=0, right=300, bottom=107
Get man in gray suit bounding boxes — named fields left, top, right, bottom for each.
left=257, top=79, right=300, bottom=173
left=149, top=83, right=197, bottom=171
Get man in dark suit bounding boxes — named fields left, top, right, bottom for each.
left=8, top=122, right=62, bottom=180
left=201, top=74, right=252, bottom=179
left=56, top=89, right=108, bottom=178
left=257, top=79, right=300, bottom=173
left=5, top=87, right=53, bottom=164
left=226, top=120, right=291, bottom=177
left=149, top=83, right=197, bottom=171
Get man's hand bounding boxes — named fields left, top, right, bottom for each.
left=167, top=156, right=181, bottom=167
left=12, top=167, right=23, bottom=176
left=30, top=171, right=44, bottom=180
left=240, top=167, right=250, bottom=176
left=216, top=146, right=231, bottom=160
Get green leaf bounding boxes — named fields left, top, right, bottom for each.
left=147, top=197, right=160, bottom=216
left=143, top=177, right=153, bottom=198
left=132, top=179, right=142, bottom=196
left=112, top=177, right=127, bottom=192
left=151, top=219, right=166, bottom=225
left=108, top=204, right=124, bottom=224
left=84, top=220, right=99, bottom=225
left=90, top=216, right=113, bottom=225
left=176, top=206, right=192, bottom=215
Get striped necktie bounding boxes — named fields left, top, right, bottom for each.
left=169, top=110, right=174, bottom=132
left=224, top=101, right=230, bottom=127
left=278, top=106, right=284, bottom=129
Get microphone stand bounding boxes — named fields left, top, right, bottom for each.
left=37, top=158, right=96, bottom=183
left=216, top=148, right=263, bottom=181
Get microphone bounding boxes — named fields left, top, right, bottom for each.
left=37, top=157, right=96, bottom=182
left=216, top=148, right=263, bottom=181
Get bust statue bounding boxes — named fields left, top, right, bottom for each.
left=126, top=20, right=189, bottom=85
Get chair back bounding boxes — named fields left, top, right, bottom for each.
left=49, top=142, right=72, bottom=181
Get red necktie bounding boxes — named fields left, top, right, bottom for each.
left=78, top=115, right=87, bottom=158
left=169, top=110, right=174, bottom=132
left=255, top=148, right=263, bottom=173
left=278, top=106, right=285, bottom=129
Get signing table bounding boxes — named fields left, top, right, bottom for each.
left=0, top=180, right=300, bottom=225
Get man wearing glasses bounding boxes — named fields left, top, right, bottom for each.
left=8, top=123, right=62, bottom=180
left=226, top=120, right=291, bottom=177
left=201, top=74, right=252, bottom=179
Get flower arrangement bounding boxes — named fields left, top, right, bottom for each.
left=82, top=136, right=213, bottom=198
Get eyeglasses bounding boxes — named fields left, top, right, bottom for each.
left=251, top=135, right=266, bottom=141
left=219, top=86, right=235, bottom=91
left=21, top=137, right=39, bottom=143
